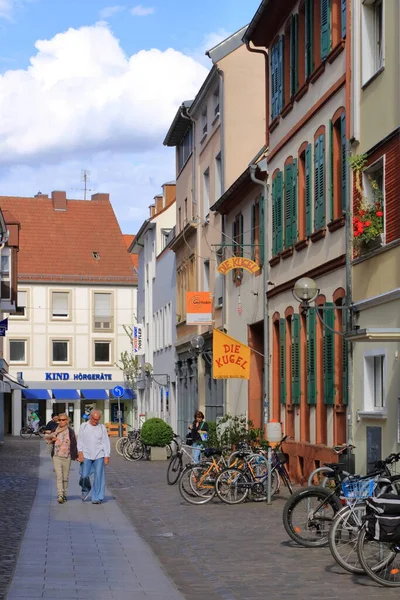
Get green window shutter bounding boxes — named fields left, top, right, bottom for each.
left=271, top=45, right=278, bottom=119
left=250, top=204, right=256, bottom=261
left=342, top=303, right=349, bottom=405
left=341, top=0, right=347, bottom=38
left=232, top=221, right=237, bottom=282
left=307, top=308, right=317, bottom=405
left=292, top=158, right=298, bottom=244
left=285, top=163, right=293, bottom=249
left=321, top=0, right=331, bottom=60
left=329, top=119, right=334, bottom=221
left=290, top=14, right=299, bottom=96
left=278, top=36, right=284, bottom=113
left=305, top=144, right=312, bottom=236
left=276, top=172, right=284, bottom=253
left=315, top=134, right=326, bottom=230
left=305, top=0, right=314, bottom=78
left=292, top=314, right=301, bottom=404
left=259, top=197, right=265, bottom=265
left=341, top=113, right=347, bottom=212
left=314, top=136, right=320, bottom=230
left=272, top=179, right=277, bottom=256
left=323, top=303, right=335, bottom=405
left=280, top=318, right=286, bottom=404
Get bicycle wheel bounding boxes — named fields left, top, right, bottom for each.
left=37, top=426, right=46, bottom=438
left=329, top=504, right=366, bottom=574
left=167, top=454, right=183, bottom=485
left=123, top=440, right=144, bottom=461
left=283, top=486, right=343, bottom=548
left=166, top=444, right=173, bottom=459
left=179, top=464, right=216, bottom=505
left=115, top=437, right=127, bottom=456
left=20, top=427, right=33, bottom=439
left=215, top=468, right=250, bottom=505
left=250, top=469, right=280, bottom=502
left=357, top=527, right=399, bottom=587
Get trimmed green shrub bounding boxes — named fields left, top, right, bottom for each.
left=141, top=418, right=173, bottom=447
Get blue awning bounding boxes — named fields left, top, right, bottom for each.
left=22, top=389, right=51, bottom=400
left=81, top=389, right=109, bottom=400
left=52, top=389, right=80, bottom=400
left=110, top=388, right=136, bottom=400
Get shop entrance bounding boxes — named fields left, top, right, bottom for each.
left=53, top=402, right=75, bottom=424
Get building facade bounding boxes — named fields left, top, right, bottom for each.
left=0, top=191, right=137, bottom=434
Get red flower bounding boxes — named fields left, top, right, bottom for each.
left=365, top=220, right=371, bottom=227
left=354, top=230, right=361, bottom=237
left=359, top=210, right=366, bottom=216
left=376, top=211, right=383, bottom=217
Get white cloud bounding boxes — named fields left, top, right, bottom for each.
left=99, top=5, right=126, bottom=20
left=189, top=28, right=231, bottom=67
left=130, top=4, right=155, bottom=17
left=0, top=0, right=20, bottom=20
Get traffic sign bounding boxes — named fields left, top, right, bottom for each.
left=0, top=327, right=6, bottom=337
left=113, top=385, right=124, bottom=398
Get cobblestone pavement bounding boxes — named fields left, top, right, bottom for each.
left=0, top=438, right=40, bottom=600
left=107, top=451, right=400, bottom=600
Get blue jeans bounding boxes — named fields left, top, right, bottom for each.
left=80, top=458, right=105, bottom=502
left=192, top=443, right=203, bottom=464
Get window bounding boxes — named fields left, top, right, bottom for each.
left=314, top=131, right=326, bottom=230
left=251, top=197, right=265, bottom=265
left=362, top=0, right=384, bottom=85
left=0, top=248, right=11, bottom=300
left=160, top=229, right=171, bottom=252
left=203, top=260, right=210, bottom=292
left=94, top=341, right=111, bottom=364
left=364, top=352, right=386, bottom=411
left=178, top=126, right=193, bottom=172
left=51, top=291, right=69, bottom=319
left=14, top=290, right=27, bottom=317
left=363, top=158, right=384, bottom=209
left=213, top=88, right=220, bottom=117
left=290, top=14, right=299, bottom=97
left=203, top=168, right=210, bottom=218
left=272, top=171, right=283, bottom=255
left=320, top=0, right=331, bottom=60
left=284, top=159, right=298, bottom=248
left=298, top=146, right=310, bottom=240
left=305, top=0, right=314, bottom=77
left=52, top=340, right=69, bottom=363
left=93, top=292, right=112, bottom=330
left=184, top=198, right=188, bottom=222
left=232, top=213, right=244, bottom=283
left=201, top=108, right=208, bottom=137
left=214, top=270, right=223, bottom=307
left=178, top=207, right=182, bottom=231
left=9, top=339, right=26, bottom=363
left=215, top=153, right=222, bottom=201
left=329, top=111, right=347, bottom=220
left=271, top=36, right=284, bottom=118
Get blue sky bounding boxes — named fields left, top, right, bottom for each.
left=0, top=0, right=260, bottom=232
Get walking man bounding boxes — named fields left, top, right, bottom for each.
left=77, top=410, right=110, bottom=504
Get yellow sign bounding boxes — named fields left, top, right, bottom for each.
left=213, top=329, right=251, bottom=380
left=217, top=257, right=260, bottom=275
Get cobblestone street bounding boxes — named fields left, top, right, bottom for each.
left=0, top=438, right=39, bottom=600
left=108, top=451, right=400, bottom=600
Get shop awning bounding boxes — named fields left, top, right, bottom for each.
left=345, top=328, right=400, bottom=342
left=81, top=389, right=109, bottom=400
left=22, top=389, right=51, bottom=400
left=52, top=389, right=80, bottom=400
left=110, top=388, right=137, bottom=400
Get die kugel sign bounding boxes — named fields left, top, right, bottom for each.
left=217, top=257, right=260, bottom=275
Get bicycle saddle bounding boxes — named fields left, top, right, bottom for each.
left=323, top=462, right=344, bottom=470
left=203, top=448, right=222, bottom=458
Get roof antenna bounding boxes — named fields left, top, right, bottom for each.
left=71, top=169, right=94, bottom=200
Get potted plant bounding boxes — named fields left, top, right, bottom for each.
left=140, top=417, right=173, bottom=461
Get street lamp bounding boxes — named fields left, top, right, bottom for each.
left=190, top=334, right=213, bottom=364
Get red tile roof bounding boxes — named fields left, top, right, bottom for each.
left=123, top=235, right=139, bottom=271
left=0, top=194, right=138, bottom=285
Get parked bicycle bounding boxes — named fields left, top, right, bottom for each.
left=20, top=424, right=46, bottom=439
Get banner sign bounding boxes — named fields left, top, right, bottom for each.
left=186, top=292, right=212, bottom=325
left=132, top=325, right=145, bottom=355
left=213, top=329, right=251, bottom=379
left=217, top=257, right=260, bottom=275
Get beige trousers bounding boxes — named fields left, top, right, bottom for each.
left=53, top=455, right=71, bottom=497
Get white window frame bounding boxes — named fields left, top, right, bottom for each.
left=9, top=338, right=28, bottom=364
left=10, top=288, right=29, bottom=320
left=361, top=0, right=385, bottom=86
left=93, top=339, right=113, bottom=366
left=51, top=338, right=71, bottom=366
left=50, top=290, right=71, bottom=320
left=0, top=248, right=11, bottom=301
left=363, top=156, right=385, bottom=243
left=362, top=348, right=387, bottom=414
left=203, top=168, right=210, bottom=220
left=93, top=291, right=114, bottom=332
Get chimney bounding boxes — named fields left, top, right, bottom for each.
left=164, top=183, right=176, bottom=207
left=155, top=195, right=163, bottom=214
left=91, top=193, right=110, bottom=203
left=149, top=204, right=156, bottom=217
left=52, top=191, right=67, bottom=211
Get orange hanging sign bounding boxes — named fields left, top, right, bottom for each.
left=186, top=292, right=213, bottom=325
left=212, top=329, right=251, bottom=379
left=217, top=257, right=260, bottom=275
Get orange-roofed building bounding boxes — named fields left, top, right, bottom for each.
left=0, top=191, right=138, bottom=436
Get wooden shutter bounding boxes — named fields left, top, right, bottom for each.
left=315, top=134, right=325, bottom=230
left=285, top=163, right=293, bottom=249
left=290, top=14, right=299, bottom=96
left=314, top=136, right=320, bottom=230
left=276, top=171, right=284, bottom=253
left=280, top=318, right=286, bottom=404
left=305, top=144, right=312, bottom=236
left=250, top=204, right=256, bottom=261
left=292, top=314, right=301, bottom=404
left=341, top=0, right=346, bottom=39
left=307, top=308, right=317, bottom=404
left=278, top=36, right=284, bottom=114
left=259, top=196, right=265, bottom=265
left=292, top=158, right=298, bottom=244
left=329, top=119, right=334, bottom=221
left=341, top=113, right=347, bottom=211
left=321, top=0, right=331, bottom=60
left=271, top=45, right=278, bottom=119
left=342, top=302, right=349, bottom=405
left=305, top=0, right=314, bottom=78
left=323, top=303, right=335, bottom=405
left=272, top=178, right=277, bottom=256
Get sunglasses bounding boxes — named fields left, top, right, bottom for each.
left=59, top=418, right=68, bottom=422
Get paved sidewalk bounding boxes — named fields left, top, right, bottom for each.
left=5, top=446, right=185, bottom=600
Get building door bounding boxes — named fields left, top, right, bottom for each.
left=203, top=349, right=224, bottom=423
left=53, top=402, right=66, bottom=416
left=367, top=426, right=382, bottom=472
left=111, top=402, right=125, bottom=423
left=176, top=355, right=198, bottom=438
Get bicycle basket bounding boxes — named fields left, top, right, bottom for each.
left=342, top=477, right=375, bottom=499
left=273, top=451, right=288, bottom=465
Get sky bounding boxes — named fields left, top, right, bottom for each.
left=0, top=0, right=260, bottom=233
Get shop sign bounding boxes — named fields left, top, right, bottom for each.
left=212, top=329, right=251, bottom=380
left=132, top=325, right=145, bottom=355
left=45, top=372, right=113, bottom=381
left=217, top=257, right=260, bottom=275
left=186, top=291, right=212, bottom=325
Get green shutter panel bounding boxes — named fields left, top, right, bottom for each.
left=307, top=308, right=317, bottom=405
left=278, top=36, right=284, bottom=113
left=323, top=303, right=335, bottom=405
left=341, top=113, right=347, bottom=212
left=321, top=0, right=331, bottom=60
left=305, top=144, right=312, bottom=236
left=315, top=134, right=326, bottom=230
left=341, top=0, right=347, bottom=38
left=305, top=0, right=314, bottom=78
left=259, top=197, right=265, bottom=265
left=290, top=14, right=299, bottom=96
left=285, top=163, right=293, bottom=249
left=271, top=45, right=278, bottom=119
left=272, top=179, right=277, bottom=256
left=292, top=314, right=301, bottom=404
left=250, top=204, right=256, bottom=261
left=280, top=318, right=286, bottom=404
left=329, top=119, right=334, bottom=221
left=342, top=303, right=349, bottom=405
left=292, top=158, right=298, bottom=244
left=314, top=136, right=320, bottom=230
left=276, top=172, right=284, bottom=253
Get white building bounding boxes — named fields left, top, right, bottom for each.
left=0, top=191, right=137, bottom=434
